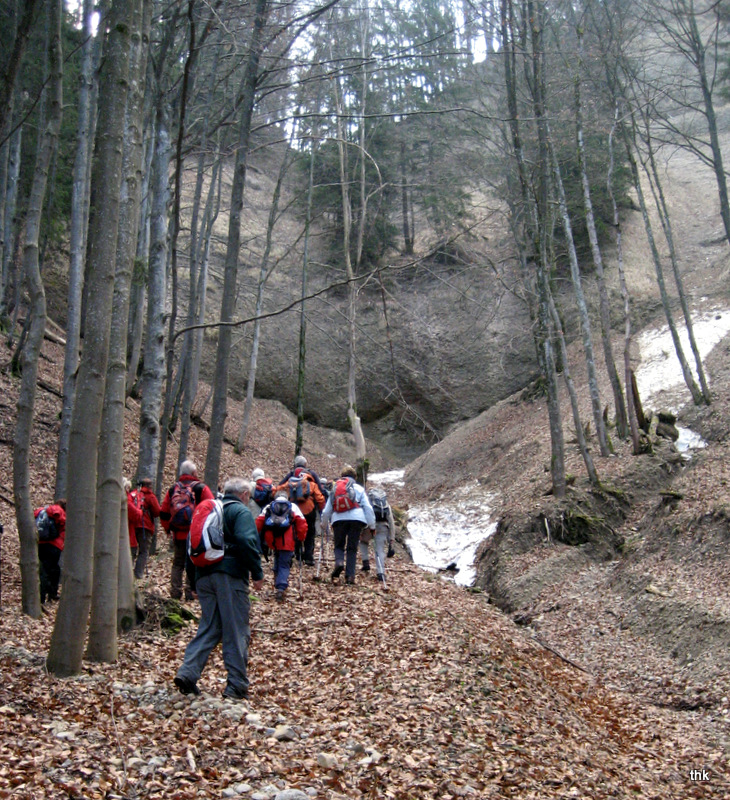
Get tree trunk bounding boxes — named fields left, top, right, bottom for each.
left=204, top=0, right=269, bottom=490
left=0, top=125, right=21, bottom=322
left=137, top=106, right=170, bottom=489
left=179, top=153, right=221, bottom=462
left=547, top=125, right=610, bottom=457
left=641, top=119, right=711, bottom=404
left=574, top=29, right=628, bottom=438
left=621, top=118, right=703, bottom=406
left=608, top=110, right=641, bottom=454
left=238, top=147, right=293, bottom=452
left=0, top=0, right=40, bottom=141
left=12, top=0, right=63, bottom=619
left=56, top=0, right=97, bottom=500
left=295, top=137, right=317, bottom=456
left=156, top=0, right=197, bottom=486
left=87, top=0, right=148, bottom=662
left=47, top=0, right=133, bottom=676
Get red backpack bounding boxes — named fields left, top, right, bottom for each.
left=187, top=498, right=227, bottom=567
left=169, top=481, right=198, bottom=530
left=332, top=477, right=359, bottom=512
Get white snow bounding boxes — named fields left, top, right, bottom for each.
left=397, top=309, right=730, bottom=587
left=634, top=308, right=730, bottom=413
left=368, top=469, right=406, bottom=487
left=406, top=486, right=498, bottom=587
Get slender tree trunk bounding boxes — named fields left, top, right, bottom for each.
left=621, top=119, right=703, bottom=405
left=56, top=0, right=97, bottom=499
left=179, top=153, right=221, bottom=462
left=12, top=0, right=63, bottom=619
left=528, top=0, right=565, bottom=497
left=547, top=126, right=610, bottom=457
left=126, top=109, right=154, bottom=396
left=549, top=295, right=599, bottom=486
left=574, top=29, right=628, bottom=438
left=156, top=0, right=196, bottom=485
left=1, top=125, right=21, bottom=321
left=87, top=0, right=148, bottom=661
left=137, top=106, right=169, bottom=488
left=204, top=0, right=269, bottom=490
left=400, top=140, right=413, bottom=255
left=295, top=137, right=317, bottom=456
left=641, top=121, right=711, bottom=404
left=47, top=0, right=133, bottom=676
left=608, top=110, right=640, bottom=454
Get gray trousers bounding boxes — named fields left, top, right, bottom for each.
left=176, top=571, right=252, bottom=695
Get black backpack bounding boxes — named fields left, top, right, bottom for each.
left=265, top=498, right=292, bottom=539
left=368, top=488, right=390, bottom=522
left=36, top=508, right=59, bottom=541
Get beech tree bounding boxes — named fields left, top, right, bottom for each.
left=12, top=0, right=63, bottom=618
left=47, top=0, right=136, bottom=676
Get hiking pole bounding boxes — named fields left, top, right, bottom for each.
left=314, top=522, right=325, bottom=582
left=375, top=551, right=388, bottom=592
left=298, top=554, right=303, bottom=599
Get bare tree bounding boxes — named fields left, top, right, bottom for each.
left=87, top=0, right=149, bottom=661
left=47, top=0, right=134, bottom=676
left=205, top=0, right=270, bottom=490
left=56, top=0, right=99, bottom=499
left=12, top=0, right=63, bottom=618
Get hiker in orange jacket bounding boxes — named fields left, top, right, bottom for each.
left=273, top=457, right=325, bottom=566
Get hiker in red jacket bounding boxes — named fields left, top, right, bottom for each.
left=124, top=478, right=144, bottom=554
left=255, top=494, right=308, bottom=601
left=160, top=461, right=214, bottom=600
left=35, top=500, right=66, bottom=604
left=130, top=476, right=161, bottom=580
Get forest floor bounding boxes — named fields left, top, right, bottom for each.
left=1, top=331, right=729, bottom=799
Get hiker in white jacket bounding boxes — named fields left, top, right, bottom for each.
left=320, top=465, right=375, bottom=585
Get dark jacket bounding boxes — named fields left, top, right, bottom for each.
left=195, top=494, right=264, bottom=584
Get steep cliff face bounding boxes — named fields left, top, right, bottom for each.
left=210, top=251, right=539, bottom=460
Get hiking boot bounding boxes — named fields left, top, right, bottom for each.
left=174, top=676, right=200, bottom=696
left=275, top=590, right=285, bottom=602
left=331, top=564, right=344, bottom=581
left=303, top=558, right=315, bottom=567
left=376, top=574, right=385, bottom=582
left=222, top=687, right=248, bottom=701
left=345, top=576, right=355, bottom=585
left=361, top=560, right=370, bottom=572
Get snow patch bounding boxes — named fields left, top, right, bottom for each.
left=406, top=485, right=498, bottom=587
left=368, top=469, right=405, bottom=487
left=635, top=308, right=730, bottom=413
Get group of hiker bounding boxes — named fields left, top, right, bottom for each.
left=34, top=455, right=396, bottom=700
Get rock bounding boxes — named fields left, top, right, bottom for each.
left=274, top=791, right=311, bottom=800
left=316, top=753, right=338, bottom=769
left=273, top=725, right=297, bottom=741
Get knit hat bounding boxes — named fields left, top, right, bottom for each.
left=293, top=455, right=307, bottom=468
left=252, top=468, right=265, bottom=481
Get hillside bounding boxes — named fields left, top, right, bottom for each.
left=1, top=321, right=730, bottom=798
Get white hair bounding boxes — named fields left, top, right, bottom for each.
left=223, top=477, right=251, bottom=498
left=180, top=460, right=197, bottom=477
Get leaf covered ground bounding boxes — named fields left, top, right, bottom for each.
left=1, top=545, right=727, bottom=800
